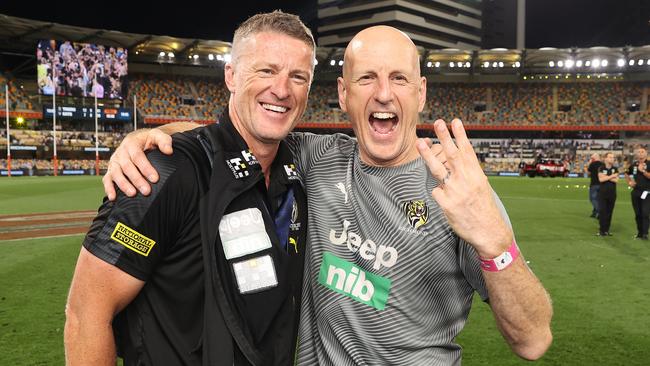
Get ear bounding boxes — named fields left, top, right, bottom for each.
left=224, top=62, right=236, bottom=93
left=417, top=76, right=427, bottom=112
left=337, top=77, right=347, bottom=112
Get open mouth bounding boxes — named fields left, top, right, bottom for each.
left=260, top=102, right=290, bottom=114
left=369, top=112, right=398, bottom=135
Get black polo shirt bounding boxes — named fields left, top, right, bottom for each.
left=588, top=160, right=603, bottom=186
left=83, top=117, right=307, bottom=365
left=599, top=165, right=618, bottom=193
left=627, top=159, right=650, bottom=191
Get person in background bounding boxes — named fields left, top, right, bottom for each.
left=585, top=153, right=603, bottom=218
left=597, top=152, right=618, bottom=236
left=625, top=146, right=650, bottom=240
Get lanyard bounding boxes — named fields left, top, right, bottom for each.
left=273, top=187, right=295, bottom=251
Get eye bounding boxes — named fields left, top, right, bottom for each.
left=292, top=74, right=309, bottom=84
left=258, top=68, right=274, bottom=76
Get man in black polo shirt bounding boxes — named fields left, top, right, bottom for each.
left=64, top=12, right=314, bottom=366
left=585, top=153, right=603, bottom=218
left=597, top=152, right=618, bottom=236
left=625, top=146, right=650, bottom=240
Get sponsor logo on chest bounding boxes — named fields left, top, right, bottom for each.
left=225, top=149, right=259, bottom=179
left=318, top=220, right=398, bottom=310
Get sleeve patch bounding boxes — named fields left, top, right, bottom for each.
left=110, top=222, right=156, bottom=257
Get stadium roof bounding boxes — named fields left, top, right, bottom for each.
left=0, top=14, right=232, bottom=62
left=1, top=13, right=650, bottom=82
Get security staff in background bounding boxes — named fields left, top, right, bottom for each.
left=597, top=152, right=618, bottom=236
left=625, top=146, right=650, bottom=240
left=585, top=153, right=603, bottom=218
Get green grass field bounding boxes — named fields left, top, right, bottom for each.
left=1, top=176, right=649, bottom=365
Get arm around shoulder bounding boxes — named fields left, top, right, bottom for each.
left=64, top=247, right=144, bottom=366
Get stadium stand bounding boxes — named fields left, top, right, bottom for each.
left=0, top=74, right=35, bottom=111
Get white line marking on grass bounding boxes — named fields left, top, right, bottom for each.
left=0, top=233, right=85, bottom=243
left=500, top=196, right=632, bottom=205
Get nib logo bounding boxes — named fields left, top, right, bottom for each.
left=318, top=252, right=391, bottom=310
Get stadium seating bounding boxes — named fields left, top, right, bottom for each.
left=0, top=74, right=35, bottom=111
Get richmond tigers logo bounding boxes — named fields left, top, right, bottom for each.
left=402, top=200, right=429, bottom=229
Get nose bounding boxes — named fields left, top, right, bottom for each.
left=270, top=73, right=290, bottom=100
left=373, top=76, right=393, bottom=105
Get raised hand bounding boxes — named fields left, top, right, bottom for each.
left=416, top=119, right=513, bottom=259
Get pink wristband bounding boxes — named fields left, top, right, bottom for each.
left=479, top=240, right=520, bottom=272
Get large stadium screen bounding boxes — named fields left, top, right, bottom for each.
left=36, top=40, right=128, bottom=100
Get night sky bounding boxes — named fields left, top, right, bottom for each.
left=1, top=0, right=649, bottom=48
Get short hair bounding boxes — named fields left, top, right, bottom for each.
left=232, top=10, right=315, bottom=61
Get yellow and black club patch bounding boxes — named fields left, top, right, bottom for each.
left=111, top=222, right=156, bottom=256
left=402, top=200, right=429, bottom=229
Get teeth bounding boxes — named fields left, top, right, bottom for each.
left=372, top=112, right=396, bottom=119
left=262, top=103, right=288, bottom=113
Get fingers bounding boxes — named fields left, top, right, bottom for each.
left=122, top=149, right=153, bottom=196
left=107, top=160, right=137, bottom=197
left=432, top=120, right=459, bottom=164
left=450, top=119, right=471, bottom=151
left=416, top=139, right=450, bottom=186
left=102, top=174, right=117, bottom=201
left=129, top=142, right=158, bottom=185
left=147, top=129, right=174, bottom=156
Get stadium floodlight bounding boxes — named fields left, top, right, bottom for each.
left=592, top=59, right=600, bottom=68
left=639, top=59, right=645, bottom=65
left=576, top=60, right=583, bottom=67
left=617, top=58, right=625, bottom=67
left=629, top=59, right=635, bottom=66
left=168, top=52, right=175, bottom=58
left=449, top=62, right=455, bottom=68
left=314, top=59, right=318, bottom=65
left=159, top=51, right=165, bottom=57
left=330, top=59, right=336, bottom=66
left=426, top=61, right=432, bottom=67
left=549, top=61, right=555, bottom=67
left=515, top=61, right=521, bottom=67
left=435, top=61, right=441, bottom=67
left=492, top=61, right=498, bottom=67
left=188, top=55, right=192, bottom=59
left=465, top=61, right=471, bottom=68
left=483, top=61, right=489, bottom=68
left=647, top=59, right=650, bottom=65
left=224, top=54, right=232, bottom=62
left=216, top=54, right=223, bottom=61
left=208, top=54, right=214, bottom=61
left=338, top=60, right=344, bottom=66
left=193, top=54, right=199, bottom=60
left=565, top=59, right=574, bottom=69
left=498, top=61, right=504, bottom=68
left=601, top=59, right=608, bottom=67
left=558, top=60, right=564, bottom=67
left=585, top=60, right=591, bottom=67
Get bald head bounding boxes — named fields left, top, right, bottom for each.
left=342, top=26, right=420, bottom=80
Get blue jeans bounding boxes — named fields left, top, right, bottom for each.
left=589, top=185, right=600, bottom=215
